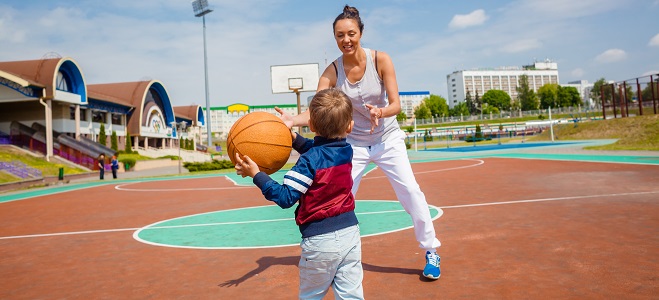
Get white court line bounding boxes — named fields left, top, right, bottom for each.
left=1, top=190, right=656, bottom=241
left=0, top=209, right=417, bottom=240
left=114, top=159, right=483, bottom=190
left=440, top=190, right=659, bottom=209
left=363, top=158, right=484, bottom=180
left=115, top=177, right=253, bottom=192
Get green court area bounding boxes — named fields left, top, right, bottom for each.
left=134, top=200, right=442, bottom=249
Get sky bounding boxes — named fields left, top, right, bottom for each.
left=1, top=0, right=658, bottom=107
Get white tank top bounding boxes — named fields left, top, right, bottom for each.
left=336, top=48, right=399, bottom=147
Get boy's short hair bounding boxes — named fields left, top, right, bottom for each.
left=309, top=89, right=353, bottom=139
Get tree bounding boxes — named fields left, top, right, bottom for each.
left=482, top=103, right=500, bottom=115
left=98, top=123, right=107, bottom=146
left=481, top=90, right=512, bottom=111
left=591, top=78, right=611, bottom=108
left=125, top=132, right=133, bottom=154
left=396, top=111, right=408, bottom=122
left=558, top=86, right=582, bottom=107
left=423, top=94, right=449, bottom=118
left=538, top=83, right=559, bottom=109
left=474, top=91, right=481, bottom=114
left=110, top=130, right=118, bottom=152
left=414, top=102, right=431, bottom=120
left=450, top=102, right=470, bottom=117
left=465, top=89, right=476, bottom=115
left=641, top=81, right=659, bottom=102
left=517, top=74, right=539, bottom=111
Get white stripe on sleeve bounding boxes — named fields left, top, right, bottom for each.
left=285, top=170, right=313, bottom=185
left=284, top=178, right=309, bottom=194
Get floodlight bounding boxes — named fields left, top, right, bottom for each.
left=192, top=0, right=213, bottom=17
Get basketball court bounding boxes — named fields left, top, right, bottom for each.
left=0, top=142, right=658, bottom=299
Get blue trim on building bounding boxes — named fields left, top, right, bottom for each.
left=59, top=60, right=87, bottom=103
left=87, top=98, right=132, bottom=114
left=149, top=82, right=175, bottom=130
left=0, top=77, right=40, bottom=97
left=399, top=91, right=430, bottom=96
left=197, top=107, right=205, bottom=125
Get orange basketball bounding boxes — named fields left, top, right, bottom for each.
left=227, top=112, right=292, bottom=175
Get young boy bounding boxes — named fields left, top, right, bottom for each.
left=235, top=88, right=363, bottom=299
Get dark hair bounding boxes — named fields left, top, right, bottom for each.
left=309, top=89, right=353, bottom=139
left=333, top=5, right=364, bottom=33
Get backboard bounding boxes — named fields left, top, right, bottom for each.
left=270, top=63, right=319, bottom=94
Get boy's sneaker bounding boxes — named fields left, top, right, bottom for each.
left=423, top=251, right=440, bottom=280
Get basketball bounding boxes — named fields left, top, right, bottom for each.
left=227, top=112, right=292, bottom=175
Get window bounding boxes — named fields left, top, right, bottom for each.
left=92, top=110, right=106, bottom=123
left=69, top=106, right=76, bottom=120
left=80, top=108, right=88, bottom=121
left=111, top=114, right=122, bottom=125
left=56, top=71, right=71, bottom=92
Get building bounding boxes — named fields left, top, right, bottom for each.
left=202, top=104, right=303, bottom=140
left=0, top=55, right=208, bottom=169
left=447, top=60, right=559, bottom=108
left=399, top=91, right=430, bottom=118
left=563, top=80, right=595, bottom=108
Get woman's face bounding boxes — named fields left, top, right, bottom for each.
left=334, top=19, right=362, bottom=55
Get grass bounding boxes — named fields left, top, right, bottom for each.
left=0, top=146, right=88, bottom=184
left=529, top=114, right=659, bottom=151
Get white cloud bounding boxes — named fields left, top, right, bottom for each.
left=500, top=39, right=542, bottom=53
left=594, top=49, right=627, bottom=63
left=448, top=9, right=488, bottom=29
left=571, top=68, right=584, bottom=78
left=649, top=33, right=659, bottom=47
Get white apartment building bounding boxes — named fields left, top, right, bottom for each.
left=446, top=60, right=559, bottom=108
left=563, top=80, right=595, bottom=108
left=201, top=104, right=303, bottom=140
left=399, top=91, right=430, bottom=118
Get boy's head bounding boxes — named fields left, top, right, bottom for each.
left=309, top=89, right=353, bottom=139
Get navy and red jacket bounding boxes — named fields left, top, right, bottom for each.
left=253, top=134, right=358, bottom=238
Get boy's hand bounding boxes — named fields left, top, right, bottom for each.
left=234, top=153, right=260, bottom=178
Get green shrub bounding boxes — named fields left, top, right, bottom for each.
left=119, top=157, right=137, bottom=170
left=158, top=155, right=180, bottom=160
left=183, top=159, right=234, bottom=172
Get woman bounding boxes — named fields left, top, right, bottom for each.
left=276, top=5, right=441, bottom=280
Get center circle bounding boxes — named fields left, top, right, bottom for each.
left=133, top=200, right=442, bottom=249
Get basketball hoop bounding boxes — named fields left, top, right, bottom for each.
left=288, top=78, right=303, bottom=91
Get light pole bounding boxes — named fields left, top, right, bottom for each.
left=192, top=0, right=213, bottom=148
left=171, top=121, right=187, bottom=174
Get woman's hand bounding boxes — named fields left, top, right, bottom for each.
left=274, top=107, right=294, bottom=129
left=364, top=104, right=382, bottom=134
left=234, top=153, right=260, bottom=178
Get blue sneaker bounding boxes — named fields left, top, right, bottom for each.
left=423, top=251, right=440, bottom=280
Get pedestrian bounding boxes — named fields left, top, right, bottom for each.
left=97, top=154, right=105, bottom=180
left=276, top=5, right=442, bottom=280
left=236, top=88, right=363, bottom=299
left=111, top=155, right=119, bottom=179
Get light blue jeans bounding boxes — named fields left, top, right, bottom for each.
left=298, top=224, right=363, bottom=300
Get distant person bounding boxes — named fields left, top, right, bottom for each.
left=235, top=88, right=363, bottom=299
left=111, top=155, right=119, bottom=179
left=276, top=5, right=442, bottom=280
left=97, top=154, right=105, bottom=180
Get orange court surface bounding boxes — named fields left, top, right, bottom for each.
left=1, top=146, right=658, bottom=299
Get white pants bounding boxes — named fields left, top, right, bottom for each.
left=299, top=225, right=363, bottom=300
left=351, top=130, right=441, bottom=251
